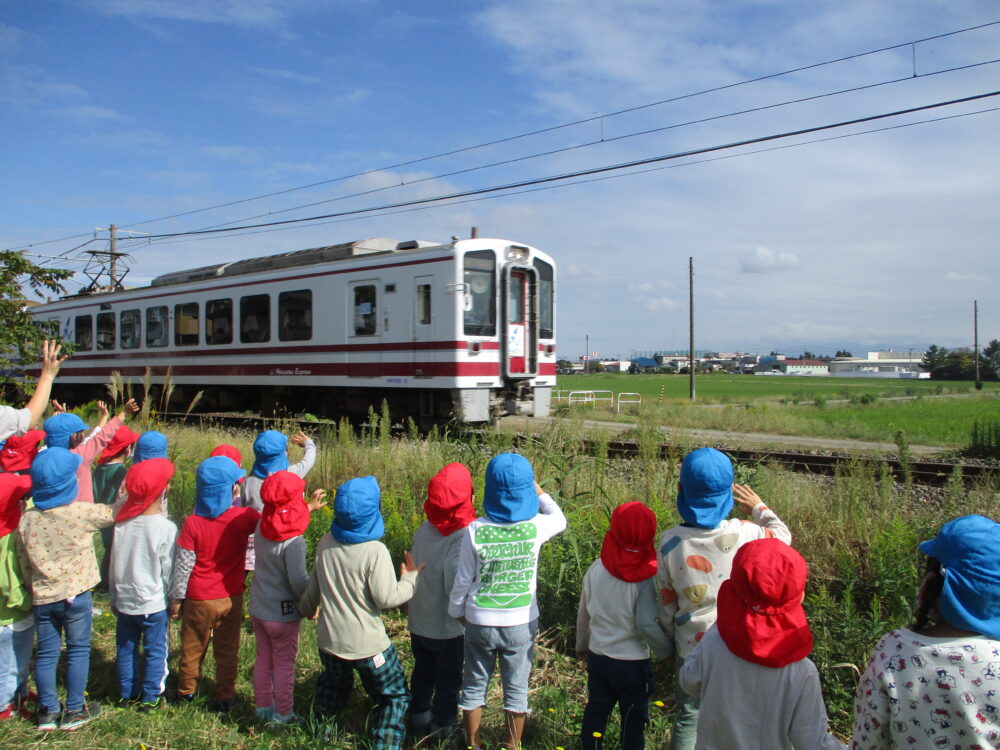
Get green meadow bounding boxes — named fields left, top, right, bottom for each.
left=1, top=412, right=997, bottom=749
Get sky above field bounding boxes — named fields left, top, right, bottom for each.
left=2, top=0, right=998, bottom=359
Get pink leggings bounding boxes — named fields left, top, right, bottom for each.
left=251, top=617, right=301, bottom=715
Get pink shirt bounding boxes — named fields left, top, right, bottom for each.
left=71, top=417, right=123, bottom=504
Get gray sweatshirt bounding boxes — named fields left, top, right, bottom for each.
left=109, top=514, right=178, bottom=615
left=408, top=520, right=465, bottom=640
left=249, top=529, right=310, bottom=622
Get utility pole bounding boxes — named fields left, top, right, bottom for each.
left=84, top=223, right=134, bottom=292
left=974, top=299, right=981, bottom=389
left=689, top=257, right=695, bottom=401
left=585, top=333, right=590, bottom=374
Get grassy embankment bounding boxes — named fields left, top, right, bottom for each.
left=556, top=373, right=1000, bottom=448
left=1, top=411, right=997, bottom=749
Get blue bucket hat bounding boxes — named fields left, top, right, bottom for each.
left=251, top=430, right=289, bottom=479
left=331, top=476, right=384, bottom=544
left=194, top=455, right=247, bottom=518
left=677, top=447, right=734, bottom=529
left=30, top=447, right=83, bottom=510
left=483, top=453, right=538, bottom=524
left=42, top=413, right=88, bottom=449
left=919, top=515, right=1000, bottom=640
left=134, top=431, right=168, bottom=463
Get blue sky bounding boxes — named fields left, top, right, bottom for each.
left=2, top=0, right=998, bottom=359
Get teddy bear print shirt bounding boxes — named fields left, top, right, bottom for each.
left=657, top=503, right=791, bottom=660
left=851, top=628, right=1000, bottom=750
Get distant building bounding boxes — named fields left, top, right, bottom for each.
left=753, top=358, right=829, bottom=375
left=828, top=350, right=929, bottom=379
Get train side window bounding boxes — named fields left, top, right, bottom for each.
left=146, top=306, right=168, bottom=348
left=353, top=284, right=377, bottom=336
left=279, top=290, right=312, bottom=341
left=240, top=294, right=270, bottom=343
left=174, top=303, right=199, bottom=347
left=206, top=299, right=233, bottom=345
left=75, top=315, right=93, bottom=351
left=120, top=309, right=141, bottom=349
left=463, top=250, right=496, bottom=336
left=416, top=283, right=431, bottom=325
left=533, top=258, right=554, bottom=339
left=96, top=313, right=116, bottom=351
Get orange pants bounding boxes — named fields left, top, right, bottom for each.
left=177, top=595, right=243, bottom=701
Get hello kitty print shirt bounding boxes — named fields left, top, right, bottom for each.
left=656, top=503, right=791, bottom=660
left=852, top=628, right=1000, bottom=750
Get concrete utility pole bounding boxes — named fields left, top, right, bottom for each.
left=974, top=299, right=981, bottom=389
left=689, top=256, right=695, bottom=401
left=84, top=223, right=132, bottom=291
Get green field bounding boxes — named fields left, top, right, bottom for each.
left=555, top=374, right=1000, bottom=449
left=1, top=415, right=997, bottom=748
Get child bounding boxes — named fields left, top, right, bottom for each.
left=448, top=453, right=567, bottom=750
left=241, top=430, right=316, bottom=571
left=134, top=431, right=168, bottom=463
left=42, top=398, right=138, bottom=504
left=0, top=473, right=34, bottom=720
left=657, top=447, right=790, bottom=750
left=94, top=424, right=139, bottom=589
left=299, top=475, right=421, bottom=750
left=0, top=430, right=45, bottom=474
left=678, top=538, right=844, bottom=749
left=408, top=463, right=477, bottom=739
left=249, top=470, right=326, bottom=724
left=108, top=457, right=176, bottom=712
left=17, top=447, right=115, bottom=730
left=852, top=515, right=1000, bottom=749
left=169, top=455, right=257, bottom=710
left=577, top=501, right=673, bottom=750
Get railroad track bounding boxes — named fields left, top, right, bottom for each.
left=160, top=412, right=996, bottom=489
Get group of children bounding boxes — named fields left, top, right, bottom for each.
left=0, top=349, right=996, bottom=749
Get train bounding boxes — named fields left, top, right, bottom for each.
left=30, top=236, right=556, bottom=425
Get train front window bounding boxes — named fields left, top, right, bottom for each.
left=174, top=303, right=199, bottom=347
left=120, top=309, right=140, bottom=349
left=463, top=250, right=496, bottom=336
left=146, top=306, right=168, bottom=347
left=353, top=285, right=377, bottom=336
left=279, top=290, right=312, bottom=341
left=75, top=316, right=93, bottom=351
left=206, top=299, right=233, bottom=345
left=240, top=294, right=270, bottom=343
left=533, top=259, right=554, bottom=339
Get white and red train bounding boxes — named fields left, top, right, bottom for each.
left=31, top=236, right=556, bottom=424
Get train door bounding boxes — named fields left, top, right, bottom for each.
left=409, top=276, right=433, bottom=376
left=347, top=279, right=381, bottom=377
left=502, top=266, right=538, bottom=378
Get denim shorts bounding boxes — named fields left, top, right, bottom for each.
left=459, top=619, right=538, bottom=714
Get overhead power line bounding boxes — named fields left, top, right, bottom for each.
left=134, top=89, right=1000, bottom=242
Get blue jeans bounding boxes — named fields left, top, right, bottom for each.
left=116, top=610, right=169, bottom=703
left=581, top=651, right=655, bottom=750
left=669, top=657, right=699, bottom=750
left=460, top=620, right=537, bottom=713
left=410, top=632, right=464, bottom=728
left=34, top=591, right=93, bottom=713
left=0, top=620, right=34, bottom=707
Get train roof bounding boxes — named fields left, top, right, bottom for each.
left=149, top=237, right=440, bottom=288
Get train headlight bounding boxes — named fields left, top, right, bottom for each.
left=506, top=245, right=529, bottom=263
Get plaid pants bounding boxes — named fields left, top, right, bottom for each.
left=315, top=645, right=409, bottom=750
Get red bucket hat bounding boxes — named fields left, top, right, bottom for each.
left=717, top=538, right=813, bottom=668
left=210, top=444, right=244, bottom=483
left=116, top=458, right=175, bottom=523
left=0, top=473, right=32, bottom=537
left=600, top=501, right=658, bottom=583
left=260, top=470, right=309, bottom=542
left=424, top=463, right=476, bottom=536
left=98, top=424, right=140, bottom=464
left=0, top=430, right=45, bottom=472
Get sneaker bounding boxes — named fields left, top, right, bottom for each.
left=137, top=699, right=160, bottom=714
left=210, top=698, right=235, bottom=713
left=0, top=704, right=16, bottom=720
left=173, top=692, right=195, bottom=704
left=36, top=709, right=61, bottom=731
left=255, top=706, right=274, bottom=722
left=60, top=702, right=101, bottom=731
left=115, top=697, right=139, bottom=710
left=268, top=711, right=297, bottom=725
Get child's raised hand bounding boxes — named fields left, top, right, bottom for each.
left=289, top=431, right=310, bottom=447
left=51, top=399, right=68, bottom=414
left=117, top=398, right=139, bottom=419
left=96, top=400, right=109, bottom=418
left=732, top=484, right=763, bottom=514
left=400, top=550, right=426, bottom=577
left=307, top=489, right=328, bottom=512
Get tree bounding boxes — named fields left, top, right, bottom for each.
left=0, top=251, right=73, bottom=392
left=835, top=349, right=852, bottom=358
left=922, top=345, right=948, bottom=374
left=800, top=350, right=816, bottom=361
left=981, top=339, right=1000, bottom=381
left=936, top=350, right=976, bottom=380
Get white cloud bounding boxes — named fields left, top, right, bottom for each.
left=644, top=297, right=681, bottom=312
left=945, top=271, right=989, bottom=282
left=248, top=67, right=323, bottom=85
left=200, top=145, right=263, bottom=163
left=739, top=246, right=799, bottom=273
left=52, top=105, right=124, bottom=122
left=83, top=0, right=306, bottom=28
